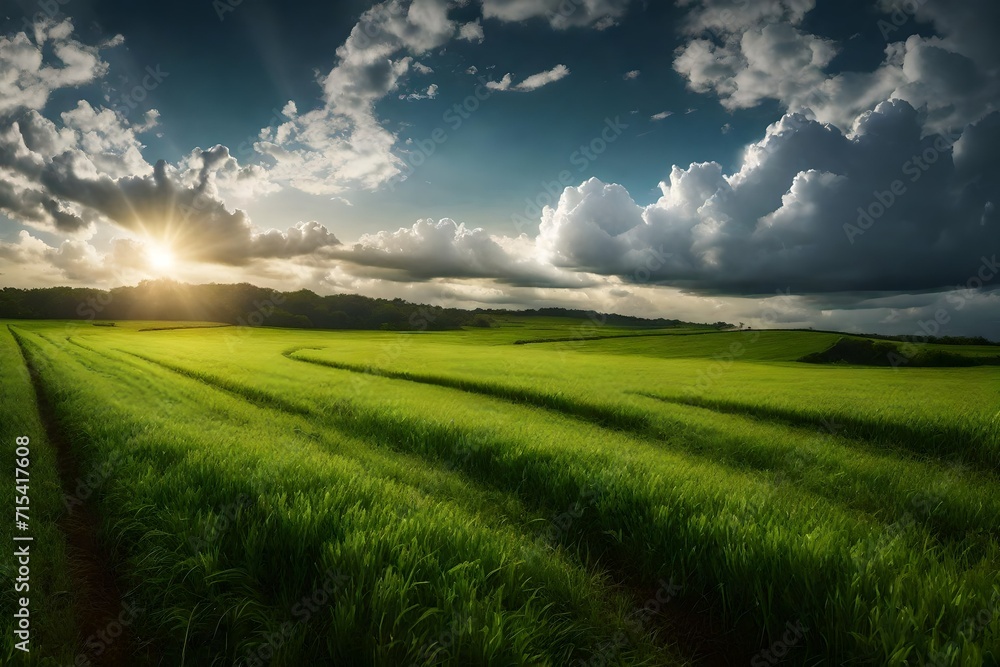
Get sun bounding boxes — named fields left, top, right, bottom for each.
left=146, top=243, right=176, bottom=271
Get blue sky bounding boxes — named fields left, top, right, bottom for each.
left=1, top=0, right=998, bottom=337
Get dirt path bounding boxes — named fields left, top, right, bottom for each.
left=13, top=332, right=142, bottom=666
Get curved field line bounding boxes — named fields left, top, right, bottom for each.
left=25, top=335, right=681, bottom=665
left=137, top=324, right=233, bottom=332
left=8, top=327, right=140, bottom=665
left=511, top=330, right=725, bottom=345
left=283, top=348, right=1000, bottom=545
left=283, top=349, right=652, bottom=431
left=632, top=390, right=999, bottom=473
left=114, top=348, right=1000, bottom=661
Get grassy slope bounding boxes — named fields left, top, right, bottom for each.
left=10, top=323, right=679, bottom=666
left=57, top=322, right=1000, bottom=663
left=5, top=320, right=1000, bottom=664
left=0, top=326, right=76, bottom=665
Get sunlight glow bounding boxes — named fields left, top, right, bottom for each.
left=147, top=243, right=176, bottom=271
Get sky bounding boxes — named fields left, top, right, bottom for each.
left=1, top=0, right=998, bottom=337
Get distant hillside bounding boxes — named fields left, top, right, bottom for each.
left=800, top=337, right=1000, bottom=367
left=0, top=281, right=720, bottom=332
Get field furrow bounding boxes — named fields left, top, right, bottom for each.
left=54, top=328, right=1000, bottom=664
left=7, top=320, right=998, bottom=665
left=635, top=390, right=1000, bottom=472
left=12, top=326, right=683, bottom=666
left=285, top=346, right=1000, bottom=547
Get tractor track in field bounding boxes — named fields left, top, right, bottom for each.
left=282, top=352, right=1000, bottom=546
left=10, top=329, right=147, bottom=666
left=631, top=391, right=998, bottom=474
left=285, top=350, right=999, bottom=486
left=281, top=349, right=654, bottom=432
left=108, top=346, right=760, bottom=665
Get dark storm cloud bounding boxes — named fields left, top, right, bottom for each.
left=536, top=100, right=999, bottom=294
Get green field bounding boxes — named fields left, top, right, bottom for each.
left=2, top=318, right=998, bottom=665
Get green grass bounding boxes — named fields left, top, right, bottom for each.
left=3, top=319, right=999, bottom=665
left=0, top=325, right=76, bottom=666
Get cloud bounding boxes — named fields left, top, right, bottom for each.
left=485, top=73, right=513, bottom=91
left=412, top=61, right=434, bottom=74
left=458, top=19, right=485, bottom=43
left=242, top=0, right=602, bottom=192
left=0, top=99, right=159, bottom=234
left=465, top=65, right=479, bottom=74
left=516, top=64, right=570, bottom=91
left=721, top=122, right=732, bottom=134
left=332, top=218, right=592, bottom=287
left=34, top=154, right=340, bottom=265
left=651, top=111, right=673, bottom=121
left=0, top=19, right=117, bottom=117
left=535, top=100, right=1000, bottom=293
left=402, top=83, right=439, bottom=100
left=623, top=69, right=640, bottom=80
left=486, top=64, right=570, bottom=92
left=253, top=0, right=459, bottom=194
left=481, top=0, right=633, bottom=30
left=0, top=230, right=123, bottom=282
left=673, top=0, right=1000, bottom=133
left=0, top=84, right=337, bottom=265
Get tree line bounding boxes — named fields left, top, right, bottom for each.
left=0, top=280, right=708, bottom=332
